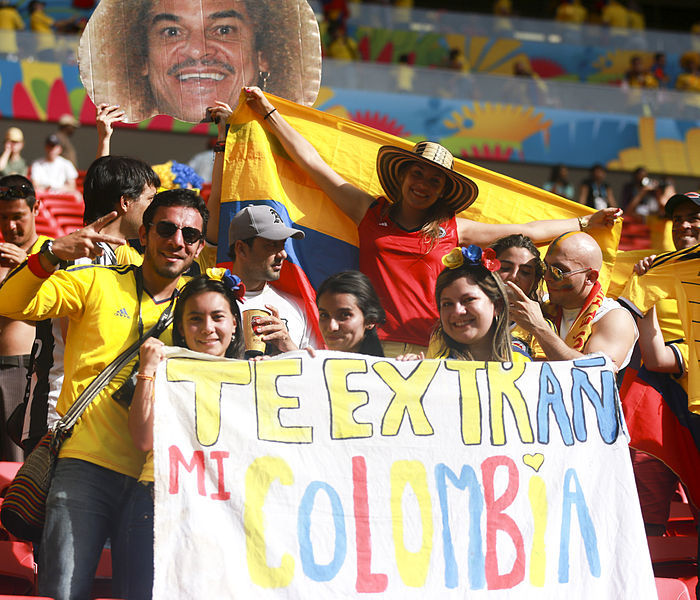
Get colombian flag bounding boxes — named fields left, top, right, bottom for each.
left=218, top=92, right=622, bottom=336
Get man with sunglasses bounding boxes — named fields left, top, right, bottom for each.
left=0, top=175, right=51, bottom=461
left=507, top=231, right=638, bottom=371
left=20, top=156, right=161, bottom=456
left=0, top=189, right=209, bottom=600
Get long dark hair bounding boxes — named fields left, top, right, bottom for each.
left=433, top=264, right=512, bottom=361
left=173, top=276, right=245, bottom=359
left=489, top=234, right=545, bottom=301
left=316, top=270, right=386, bottom=357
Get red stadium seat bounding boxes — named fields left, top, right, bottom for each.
left=655, top=577, right=693, bottom=600
left=0, top=540, right=36, bottom=595
left=0, top=463, right=21, bottom=497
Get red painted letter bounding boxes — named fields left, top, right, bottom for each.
left=210, top=451, right=231, bottom=501
left=352, top=456, right=388, bottom=592
left=169, top=446, right=206, bottom=496
left=482, top=456, right=525, bottom=590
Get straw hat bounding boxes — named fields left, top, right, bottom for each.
left=376, top=142, right=479, bottom=213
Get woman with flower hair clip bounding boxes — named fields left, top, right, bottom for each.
left=243, top=86, right=621, bottom=357
left=425, top=245, right=530, bottom=362
left=126, top=269, right=245, bottom=600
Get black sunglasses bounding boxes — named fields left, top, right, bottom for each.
left=152, top=220, right=203, bottom=245
left=0, top=184, right=34, bottom=200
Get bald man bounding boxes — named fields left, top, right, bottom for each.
left=508, top=231, right=638, bottom=370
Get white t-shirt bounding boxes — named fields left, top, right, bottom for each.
left=31, top=155, right=78, bottom=190
left=243, top=284, right=312, bottom=351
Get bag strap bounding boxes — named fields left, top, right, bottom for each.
left=55, top=269, right=176, bottom=436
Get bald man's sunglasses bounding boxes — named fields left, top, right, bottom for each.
left=544, top=262, right=591, bottom=281
left=0, top=184, right=33, bottom=200
left=152, top=220, right=203, bottom=245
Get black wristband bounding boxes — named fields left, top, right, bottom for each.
left=263, top=108, right=277, bottom=120
left=213, top=141, right=226, bottom=153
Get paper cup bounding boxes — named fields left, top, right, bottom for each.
left=243, top=309, right=270, bottom=357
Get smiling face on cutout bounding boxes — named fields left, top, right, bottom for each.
left=144, top=0, right=267, bottom=122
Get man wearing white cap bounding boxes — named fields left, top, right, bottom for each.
left=228, top=204, right=312, bottom=354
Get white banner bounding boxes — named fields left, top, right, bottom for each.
left=152, top=349, right=656, bottom=599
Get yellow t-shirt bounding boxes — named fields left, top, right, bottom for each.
left=0, top=262, right=193, bottom=477
left=620, top=245, right=700, bottom=411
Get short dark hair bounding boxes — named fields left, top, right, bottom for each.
left=173, top=275, right=244, bottom=359
left=142, top=189, right=209, bottom=238
left=316, top=270, right=386, bottom=357
left=83, top=155, right=160, bottom=224
left=0, top=174, right=36, bottom=209
left=228, top=237, right=255, bottom=262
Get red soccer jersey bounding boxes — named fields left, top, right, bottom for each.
left=358, top=198, right=458, bottom=346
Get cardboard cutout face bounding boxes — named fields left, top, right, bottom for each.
left=79, top=0, right=321, bottom=123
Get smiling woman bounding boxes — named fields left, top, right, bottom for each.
left=79, top=0, right=321, bottom=122
left=126, top=270, right=245, bottom=599
left=244, top=87, right=620, bottom=357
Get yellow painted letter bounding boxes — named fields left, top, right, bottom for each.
left=444, top=361, right=483, bottom=445
left=255, top=359, right=312, bottom=443
left=166, top=358, right=251, bottom=446
left=244, top=456, right=295, bottom=588
left=528, top=475, right=547, bottom=587
left=325, top=358, right=373, bottom=439
left=390, top=460, right=433, bottom=587
left=374, top=361, right=437, bottom=436
left=487, top=362, right=533, bottom=445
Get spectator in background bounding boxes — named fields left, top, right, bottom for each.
left=0, top=127, right=27, bottom=177
left=624, top=55, right=658, bottom=89
left=579, top=163, right=617, bottom=209
left=29, top=0, right=54, bottom=61
left=54, top=114, right=79, bottom=168
left=0, top=175, right=49, bottom=462
left=322, top=0, right=349, bottom=32
left=444, top=48, right=468, bottom=72
left=188, top=136, right=218, bottom=184
left=676, top=52, right=700, bottom=118
left=0, top=0, right=24, bottom=61
left=651, top=52, right=670, bottom=88
left=601, top=0, right=629, bottom=29
left=396, top=53, right=414, bottom=93
left=326, top=24, right=360, bottom=61
left=620, top=167, right=675, bottom=220
left=555, top=0, right=587, bottom=24
left=627, top=0, right=645, bottom=29
left=31, top=134, right=78, bottom=193
left=543, top=164, right=575, bottom=200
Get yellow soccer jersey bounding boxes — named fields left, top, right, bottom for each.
left=620, top=245, right=700, bottom=411
left=0, top=261, right=189, bottom=478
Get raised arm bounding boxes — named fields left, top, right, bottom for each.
left=203, top=101, right=231, bottom=245
left=243, top=87, right=374, bottom=226
left=456, top=207, right=622, bottom=247
left=95, top=103, right=126, bottom=159
left=636, top=306, right=683, bottom=374
left=128, top=337, right=166, bottom=451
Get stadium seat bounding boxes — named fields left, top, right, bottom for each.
left=0, top=463, right=21, bottom=497
left=655, top=577, right=692, bottom=600
left=0, top=540, right=36, bottom=595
